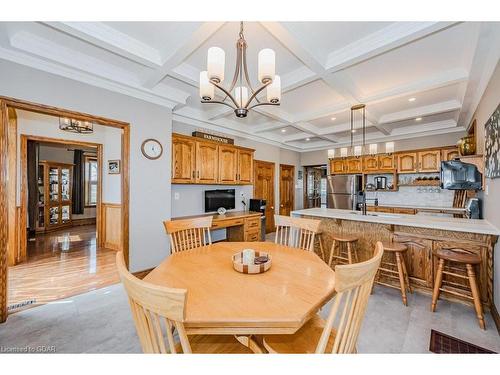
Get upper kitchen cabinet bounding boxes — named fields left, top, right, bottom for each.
left=363, top=155, right=379, bottom=172
left=237, top=149, right=254, bottom=184
left=330, top=159, right=346, bottom=174
left=397, top=152, right=418, bottom=174
left=442, top=147, right=460, bottom=161
left=172, top=134, right=196, bottom=183
left=378, top=154, right=395, bottom=171
left=195, top=141, right=219, bottom=184
left=418, top=150, right=441, bottom=172
left=346, top=157, right=363, bottom=173
left=171, top=133, right=254, bottom=185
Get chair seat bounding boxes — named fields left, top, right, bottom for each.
left=436, top=248, right=481, bottom=264
left=332, top=234, right=358, bottom=243
left=175, top=335, right=254, bottom=354
left=263, top=314, right=336, bottom=354
left=380, top=241, right=407, bottom=252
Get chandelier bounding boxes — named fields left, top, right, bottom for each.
left=199, top=22, right=281, bottom=118
left=59, top=117, right=94, bottom=134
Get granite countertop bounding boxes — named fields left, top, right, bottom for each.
left=291, top=207, right=500, bottom=235
left=366, top=203, right=466, bottom=212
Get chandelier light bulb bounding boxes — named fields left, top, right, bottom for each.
left=207, top=47, right=225, bottom=83
left=385, top=141, right=395, bottom=154
left=234, top=86, right=249, bottom=107
left=258, top=48, right=275, bottom=83
left=266, top=75, right=281, bottom=103
left=199, top=71, right=214, bottom=100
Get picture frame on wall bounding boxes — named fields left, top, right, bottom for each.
left=108, top=160, right=121, bottom=175
left=484, top=103, right=500, bottom=179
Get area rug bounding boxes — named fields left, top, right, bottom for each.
left=429, top=329, right=496, bottom=354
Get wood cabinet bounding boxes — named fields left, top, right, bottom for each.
left=418, top=150, right=441, bottom=172
left=330, top=159, right=346, bottom=174
left=195, top=141, right=218, bottom=184
left=172, top=133, right=254, bottom=185
left=363, top=154, right=395, bottom=173
left=378, top=154, right=395, bottom=171
left=172, top=136, right=196, bottom=183
left=394, top=234, right=433, bottom=288
left=442, top=148, right=459, bottom=161
left=397, top=152, right=418, bottom=173
left=346, top=157, right=362, bottom=173
left=237, top=149, right=253, bottom=184
left=363, top=155, right=379, bottom=172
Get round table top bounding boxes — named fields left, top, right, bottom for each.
left=144, top=241, right=336, bottom=335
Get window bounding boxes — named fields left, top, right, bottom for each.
left=85, top=156, right=98, bottom=206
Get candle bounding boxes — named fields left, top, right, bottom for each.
left=242, top=249, right=255, bottom=265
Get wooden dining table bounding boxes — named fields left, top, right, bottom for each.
left=144, top=241, right=336, bottom=337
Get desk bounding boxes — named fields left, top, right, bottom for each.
left=173, top=211, right=262, bottom=242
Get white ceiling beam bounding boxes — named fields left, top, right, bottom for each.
left=379, top=100, right=462, bottom=124
left=325, top=22, right=460, bottom=73
left=143, top=22, right=225, bottom=89
left=42, top=22, right=163, bottom=68
left=253, top=122, right=287, bottom=133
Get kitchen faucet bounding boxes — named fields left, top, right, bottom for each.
left=359, top=192, right=378, bottom=215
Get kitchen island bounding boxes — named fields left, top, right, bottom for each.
left=292, top=207, right=499, bottom=310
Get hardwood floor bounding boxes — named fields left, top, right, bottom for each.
left=7, top=225, right=119, bottom=309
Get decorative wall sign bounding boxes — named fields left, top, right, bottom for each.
left=192, top=131, right=234, bottom=144
left=485, top=103, right=500, bottom=178
left=108, top=160, right=121, bottom=175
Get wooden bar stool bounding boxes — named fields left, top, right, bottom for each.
left=374, top=241, right=412, bottom=306
left=328, top=234, right=359, bottom=267
left=431, top=248, right=485, bottom=330
left=314, top=231, right=326, bottom=260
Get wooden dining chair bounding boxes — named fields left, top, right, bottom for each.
left=274, top=215, right=321, bottom=251
left=163, top=216, right=213, bottom=253
left=116, top=252, right=253, bottom=354
left=262, top=242, right=383, bottom=354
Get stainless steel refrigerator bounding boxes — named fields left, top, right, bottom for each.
left=327, top=174, right=363, bottom=210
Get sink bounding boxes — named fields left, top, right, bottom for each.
left=348, top=211, right=401, bottom=219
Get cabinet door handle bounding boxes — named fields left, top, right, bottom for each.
left=192, top=170, right=195, bottom=178
left=197, top=171, right=200, bottom=178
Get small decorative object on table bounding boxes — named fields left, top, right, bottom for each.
left=233, top=250, right=272, bottom=274
left=217, top=207, right=227, bottom=215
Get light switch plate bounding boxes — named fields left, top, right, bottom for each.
left=174, top=192, right=180, bottom=200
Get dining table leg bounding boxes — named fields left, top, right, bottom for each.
left=235, top=335, right=266, bottom=354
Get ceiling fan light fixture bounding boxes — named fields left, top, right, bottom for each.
left=207, top=47, right=225, bottom=83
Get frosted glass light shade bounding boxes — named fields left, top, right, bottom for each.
left=266, top=75, right=281, bottom=103
left=369, top=144, right=378, bottom=154
left=234, top=86, right=249, bottom=107
left=340, top=147, right=348, bottom=157
left=199, top=71, right=214, bottom=100
left=258, top=48, right=275, bottom=83
left=207, top=47, right=225, bottom=83
left=385, top=141, right=395, bottom=154
left=327, top=149, right=336, bottom=158
left=354, top=145, right=363, bottom=156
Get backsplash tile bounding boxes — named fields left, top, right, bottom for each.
left=366, top=186, right=454, bottom=207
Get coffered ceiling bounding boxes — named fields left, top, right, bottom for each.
left=0, top=21, right=498, bottom=152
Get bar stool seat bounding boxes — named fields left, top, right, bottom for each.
left=374, top=241, right=412, bottom=306
left=328, top=235, right=359, bottom=267
left=432, top=248, right=484, bottom=329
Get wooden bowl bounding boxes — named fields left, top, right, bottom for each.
left=232, top=251, right=272, bottom=274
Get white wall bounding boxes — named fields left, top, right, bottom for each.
left=1, top=59, right=172, bottom=272
left=471, top=61, right=500, bottom=310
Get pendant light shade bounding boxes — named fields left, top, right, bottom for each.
left=266, top=75, right=281, bottom=103
left=369, top=144, right=378, bottom=155
left=354, top=145, right=363, bottom=156
left=385, top=141, right=395, bottom=154
left=234, top=86, right=249, bottom=107
left=258, top=48, right=275, bottom=83
left=199, top=71, right=214, bottom=100
left=207, top=47, right=225, bottom=83
left=340, top=147, right=348, bottom=157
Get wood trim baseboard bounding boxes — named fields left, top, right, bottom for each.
left=72, top=217, right=97, bottom=226
left=491, top=303, right=500, bottom=335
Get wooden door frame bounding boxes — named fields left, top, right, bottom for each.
left=19, top=135, right=104, bottom=262
left=279, top=164, right=295, bottom=216
left=253, top=159, right=275, bottom=233
left=0, top=96, right=130, bottom=323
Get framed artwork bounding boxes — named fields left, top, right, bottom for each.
left=485, top=103, right=500, bottom=178
left=108, top=160, right=121, bottom=175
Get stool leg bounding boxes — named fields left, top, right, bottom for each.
left=466, top=264, right=485, bottom=330
left=401, top=253, right=412, bottom=294
left=318, top=236, right=325, bottom=260
left=395, top=252, right=408, bottom=306
left=431, top=259, right=445, bottom=312
left=328, top=240, right=336, bottom=267
left=347, top=242, right=353, bottom=264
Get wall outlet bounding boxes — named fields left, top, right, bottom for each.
left=174, top=192, right=180, bottom=200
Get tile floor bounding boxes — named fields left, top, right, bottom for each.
left=1, top=282, right=498, bottom=353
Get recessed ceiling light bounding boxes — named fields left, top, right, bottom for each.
left=408, top=97, right=416, bottom=102
left=331, top=117, right=336, bottom=121
left=281, top=129, right=286, bottom=133
left=305, top=138, right=310, bottom=141
left=415, top=117, right=422, bottom=121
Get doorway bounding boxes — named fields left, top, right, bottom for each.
left=279, top=164, right=295, bottom=216
left=303, top=165, right=327, bottom=208
left=253, top=160, right=275, bottom=233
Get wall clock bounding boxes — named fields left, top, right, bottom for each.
left=141, top=139, right=163, bottom=160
